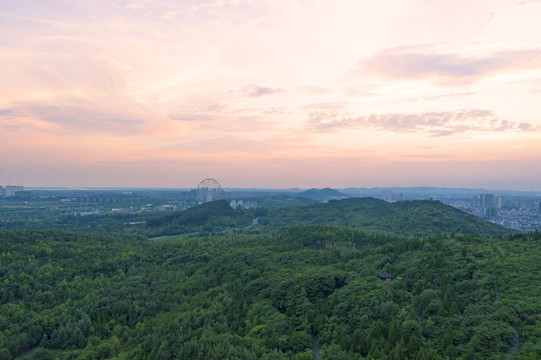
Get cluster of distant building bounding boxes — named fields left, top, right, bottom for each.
left=230, top=199, right=257, bottom=209
left=0, top=185, right=25, bottom=197
left=62, top=194, right=138, bottom=204
left=467, top=193, right=541, bottom=231
left=381, top=190, right=404, bottom=202
left=377, top=189, right=540, bottom=232
left=471, top=193, right=540, bottom=213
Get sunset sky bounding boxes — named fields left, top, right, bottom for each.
left=1, top=0, right=541, bottom=189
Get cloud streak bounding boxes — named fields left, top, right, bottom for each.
left=0, top=109, right=13, bottom=116
left=405, top=92, right=477, bottom=102
left=307, top=109, right=535, bottom=136
left=169, top=114, right=215, bottom=122
left=357, top=47, right=541, bottom=84
left=249, top=86, right=283, bottom=97
left=10, top=99, right=149, bottom=136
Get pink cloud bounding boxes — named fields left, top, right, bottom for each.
left=357, top=47, right=541, bottom=84
left=307, top=109, right=535, bottom=136
left=9, top=98, right=151, bottom=136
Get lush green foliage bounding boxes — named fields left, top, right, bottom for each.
left=1, top=225, right=539, bottom=359
left=143, top=198, right=512, bottom=239
left=0, top=201, right=162, bottom=234
left=145, top=200, right=255, bottom=237
left=258, top=198, right=513, bottom=237
left=296, top=188, right=349, bottom=202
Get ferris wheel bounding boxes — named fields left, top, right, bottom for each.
left=196, top=178, right=224, bottom=203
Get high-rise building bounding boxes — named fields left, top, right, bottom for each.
left=511, top=196, right=519, bottom=209
left=485, top=207, right=498, bottom=217
left=1, top=185, right=24, bottom=197
left=495, top=195, right=504, bottom=209
left=522, top=200, right=534, bottom=211
left=381, top=190, right=392, bottom=202
left=481, top=194, right=494, bottom=207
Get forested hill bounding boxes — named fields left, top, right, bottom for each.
left=145, top=200, right=255, bottom=237
left=296, top=187, right=350, bottom=202
left=1, top=228, right=539, bottom=359
left=146, top=198, right=512, bottom=238
left=309, top=198, right=513, bottom=237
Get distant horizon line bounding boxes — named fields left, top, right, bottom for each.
left=20, top=186, right=541, bottom=194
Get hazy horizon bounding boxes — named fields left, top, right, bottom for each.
left=20, top=184, right=541, bottom=193
left=2, top=1, right=541, bottom=190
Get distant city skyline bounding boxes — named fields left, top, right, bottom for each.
left=1, top=1, right=541, bottom=190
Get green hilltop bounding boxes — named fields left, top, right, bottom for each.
left=145, top=197, right=511, bottom=238
left=296, top=187, right=350, bottom=202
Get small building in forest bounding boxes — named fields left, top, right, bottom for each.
left=378, top=272, right=393, bottom=281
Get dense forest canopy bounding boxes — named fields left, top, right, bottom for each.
left=145, top=198, right=512, bottom=238
left=0, top=198, right=538, bottom=359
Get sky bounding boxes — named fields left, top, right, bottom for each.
left=1, top=0, right=541, bottom=190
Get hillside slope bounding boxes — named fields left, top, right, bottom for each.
left=145, top=197, right=512, bottom=238
left=296, top=187, right=350, bottom=202
left=145, top=200, right=253, bottom=236
left=258, top=198, right=512, bottom=237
